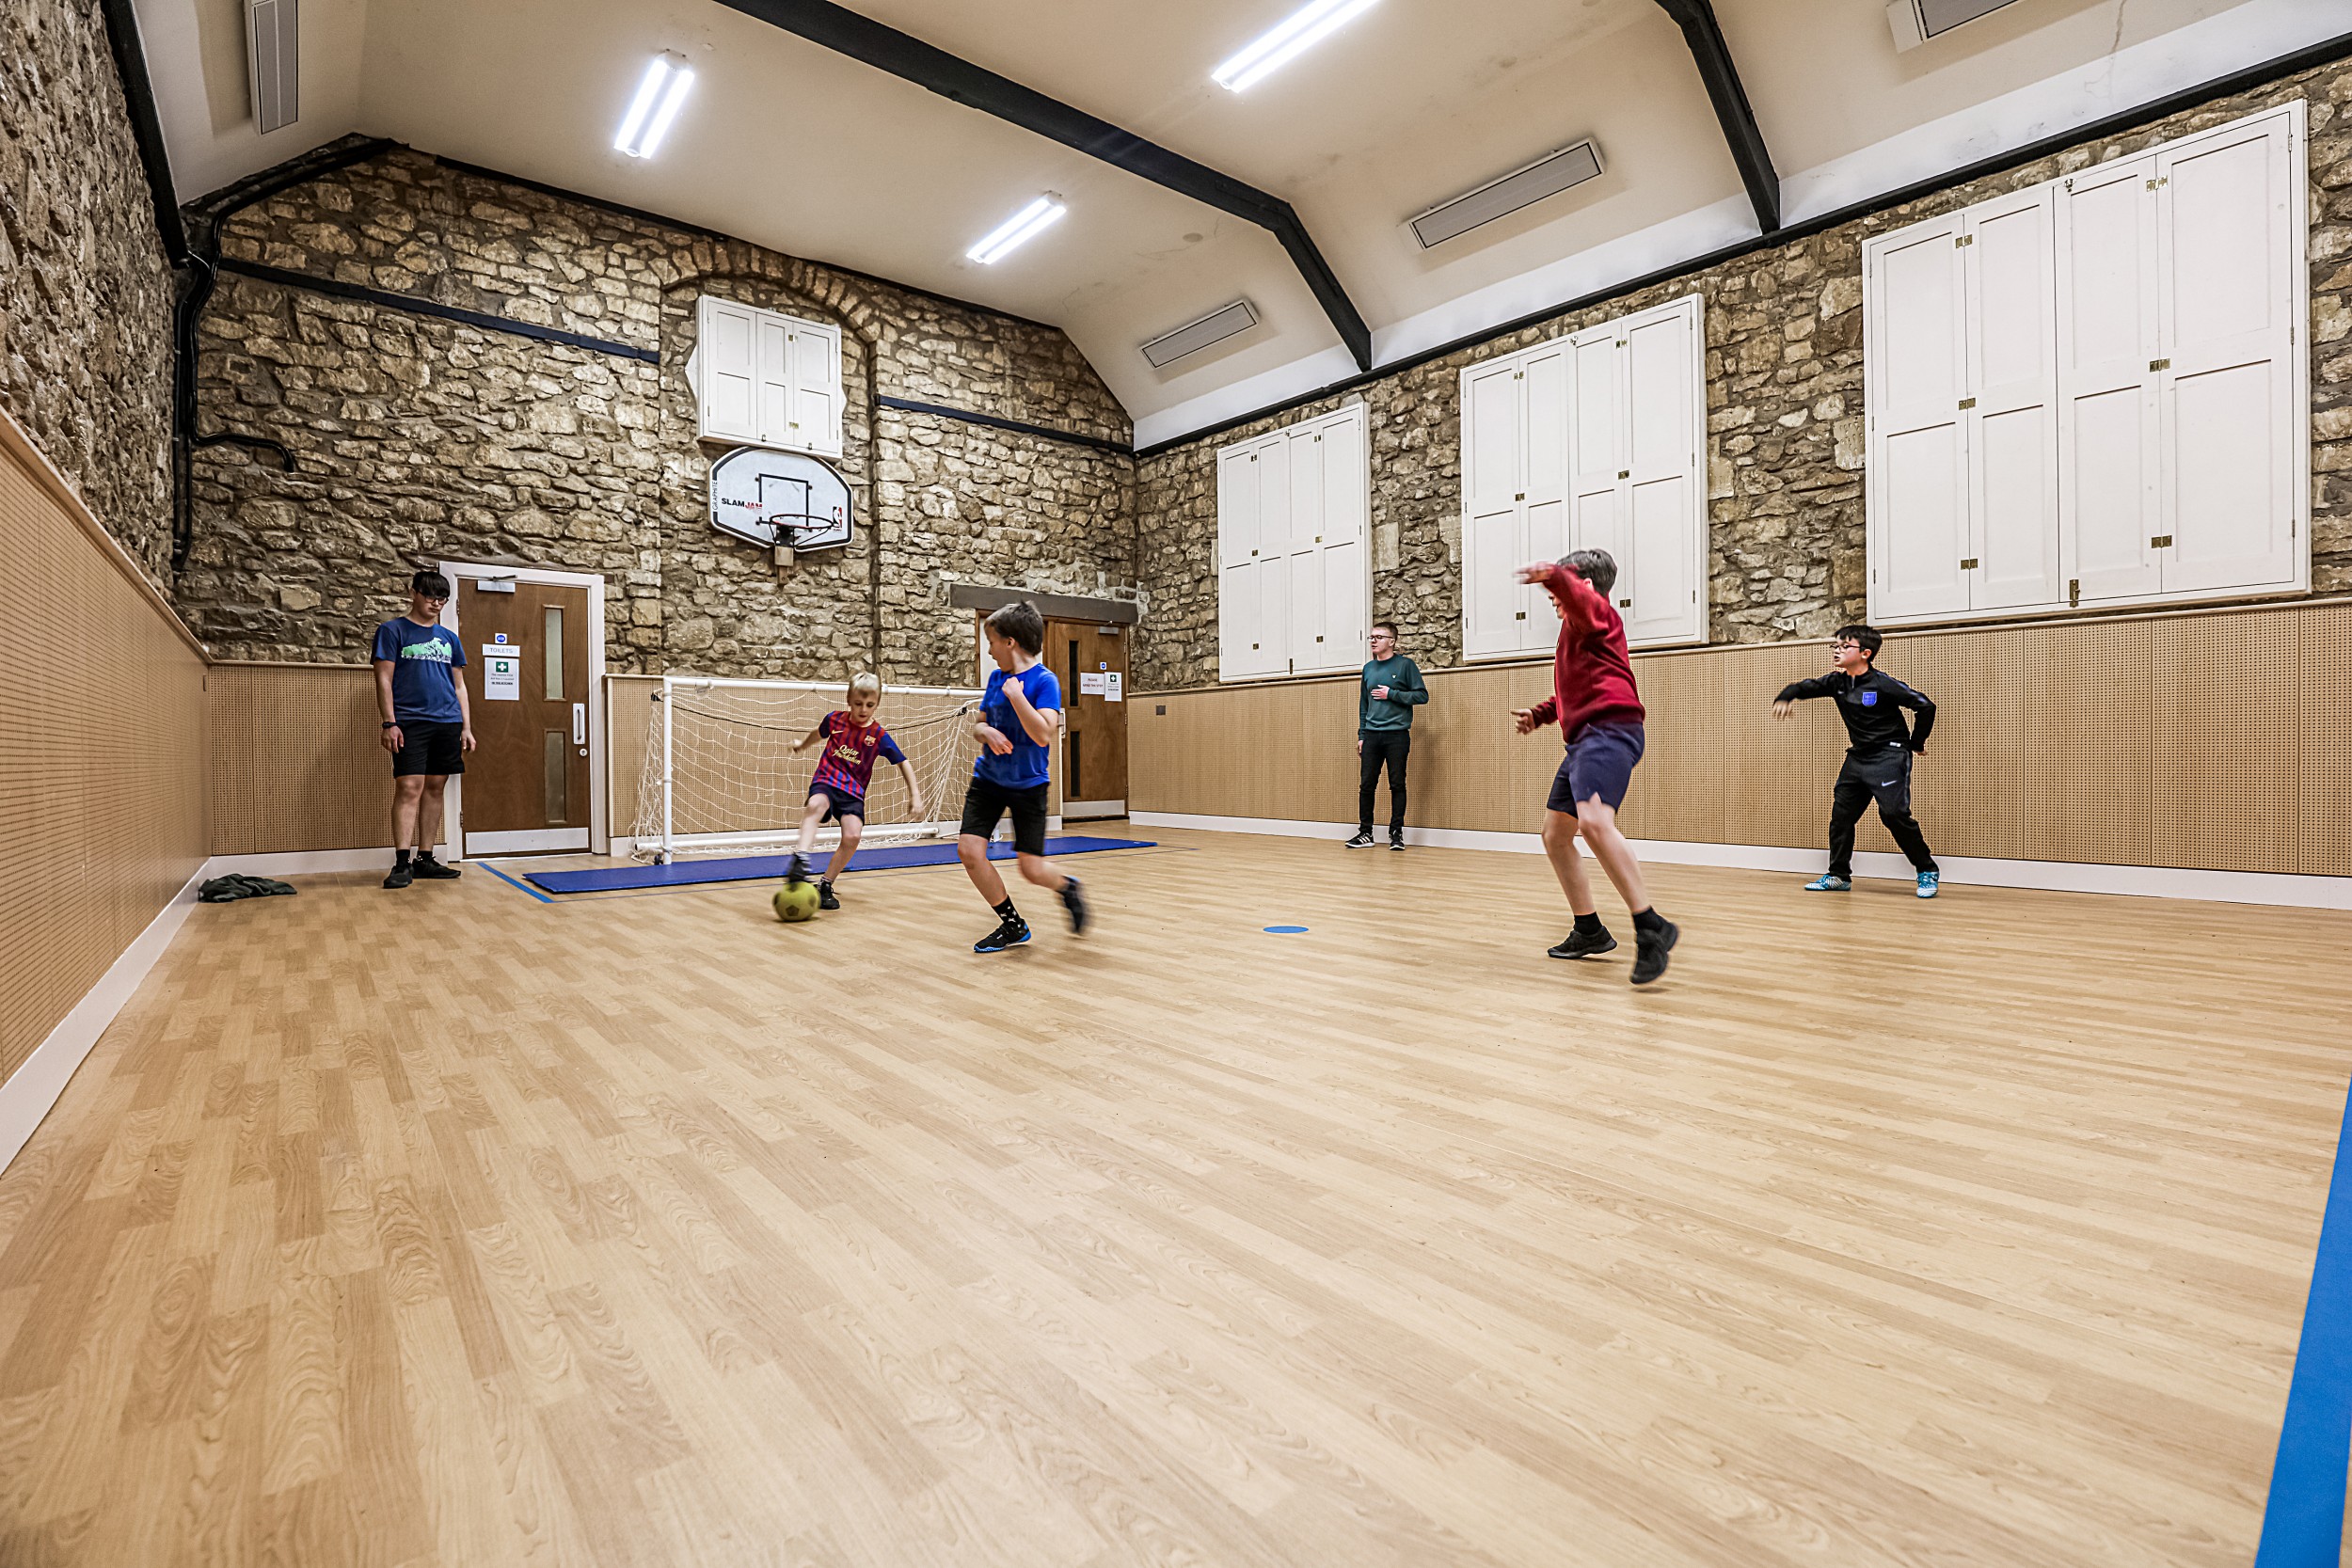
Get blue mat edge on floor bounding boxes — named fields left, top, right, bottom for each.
left=522, top=835, right=1156, bottom=894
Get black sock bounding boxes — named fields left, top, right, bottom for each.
left=395, top=849, right=413, bottom=867
left=1574, top=911, right=1605, bottom=935
left=1631, top=907, right=1666, bottom=935
left=994, top=898, right=1019, bottom=921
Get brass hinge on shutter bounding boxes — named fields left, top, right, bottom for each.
left=1960, top=558, right=1979, bottom=570
left=2150, top=534, right=2173, bottom=548
left=1957, top=398, right=1977, bottom=410
left=2150, top=358, right=2170, bottom=372
left=1954, top=234, right=1973, bottom=248
left=2069, top=579, right=2080, bottom=608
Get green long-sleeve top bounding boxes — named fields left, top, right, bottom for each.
left=1359, top=656, right=1428, bottom=731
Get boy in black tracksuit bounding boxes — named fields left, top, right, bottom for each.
left=1772, top=624, right=1941, bottom=898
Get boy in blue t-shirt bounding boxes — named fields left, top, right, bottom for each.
left=371, top=568, right=474, bottom=890
left=958, top=602, right=1089, bottom=952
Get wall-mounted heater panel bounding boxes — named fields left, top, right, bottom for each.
left=1887, top=0, right=2019, bottom=52
left=1409, top=139, right=1603, bottom=249
left=246, top=0, right=299, bottom=135
left=1140, top=300, right=1260, bottom=368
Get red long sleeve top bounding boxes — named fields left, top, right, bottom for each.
left=1523, top=563, right=1645, bottom=742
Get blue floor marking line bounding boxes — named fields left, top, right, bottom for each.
left=1263, top=926, right=1310, bottom=934
left=523, top=835, right=1154, bottom=895
left=474, top=860, right=555, bottom=904
left=2256, top=1069, right=2352, bottom=1565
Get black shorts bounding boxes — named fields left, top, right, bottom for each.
left=960, top=777, right=1049, bottom=857
left=808, top=788, right=866, bottom=824
left=390, top=720, right=467, bottom=777
left=1547, top=721, right=1645, bottom=814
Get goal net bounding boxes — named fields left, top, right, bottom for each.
left=632, top=676, right=983, bottom=862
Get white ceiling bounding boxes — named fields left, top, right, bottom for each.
left=131, top=0, right=2347, bottom=443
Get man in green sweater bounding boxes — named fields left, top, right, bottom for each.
left=1347, top=622, right=1428, bottom=850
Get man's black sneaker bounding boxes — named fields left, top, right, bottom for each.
left=1389, top=833, right=1406, bottom=852
left=787, top=852, right=810, bottom=885
left=818, top=882, right=840, bottom=911
left=1548, top=928, right=1617, bottom=960
left=974, top=915, right=1031, bottom=953
left=1060, top=876, right=1089, bottom=936
left=1630, top=920, right=1680, bottom=986
left=382, top=863, right=414, bottom=890
left=412, top=854, right=460, bottom=880
left=1343, top=831, right=1375, bottom=848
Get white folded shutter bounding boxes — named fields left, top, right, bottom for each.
left=1622, top=299, right=1702, bottom=645
left=2057, top=156, right=2165, bottom=603
left=787, top=319, right=845, bottom=457
left=1965, top=189, right=2062, bottom=611
left=695, top=296, right=759, bottom=444
left=1867, top=216, right=1972, bottom=620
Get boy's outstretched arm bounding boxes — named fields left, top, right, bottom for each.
left=1513, top=695, right=1558, bottom=735
left=1516, top=562, right=1600, bottom=631
left=1771, top=674, right=1838, bottom=719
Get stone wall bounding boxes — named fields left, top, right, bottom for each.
left=1134, top=56, right=2352, bottom=691
left=182, top=145, right=1136, bottom=678
left=0, top=0, right=176, bottom=580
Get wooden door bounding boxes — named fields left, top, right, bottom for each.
left=454, top=578, right=593, bottom=853
left=1046, top=617, right=1129, bottom=817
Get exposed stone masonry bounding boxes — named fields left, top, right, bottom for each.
left=0, top=0, right=176, bottom=580
left=1135, top=57, right=2352, bottom=690
left=182, top=145, right=1136, bottom=679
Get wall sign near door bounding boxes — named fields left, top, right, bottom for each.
left=483, top=645, right=522, bottom=701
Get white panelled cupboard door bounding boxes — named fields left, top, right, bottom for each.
left=1315, top=409, right=1370, bottom=672
left=2159, top=119, right=2299, bottom=594
left=1285, top=423, right=1330, bottom=669
left=2058, top=156, right=2164, bottom=602
left=755, top=313, right=793, bottom=449
left=1623, top=303, right=1701, bottom=644
left=1869, top=217, right=1972, bottom=619
left=787, top=321, right=844, bottom=457
left=1462, top=362, right=1528, bottom=658
left=1965, top=190, right=2062, bottom=611
left=1567, top=325, right=1628, bottom=635
left=696, top=297, right=759, bottom=443
left=1216, top=442, right=1263, bottom=678
left=1522, top=346, right=1572, bottom=649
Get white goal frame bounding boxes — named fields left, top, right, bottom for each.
left=643, top=674, right=981, bottom=863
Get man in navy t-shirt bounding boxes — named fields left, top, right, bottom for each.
left=956, top=601, right=1089, bottom=953
left=372, top=569, right=475, bottom=890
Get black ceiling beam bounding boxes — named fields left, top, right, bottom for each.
left=97, top=0, right=189, bottom=264
left=1654, top=0, right=1781, bottom=234
left=707, top=0, right=1375, bottom=371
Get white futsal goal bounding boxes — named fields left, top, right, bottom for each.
left=631, top=676, right=983, bottom=862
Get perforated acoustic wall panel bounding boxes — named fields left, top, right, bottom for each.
left=0, top=415, right=207, bottom=1086
left=1134, top=600, right=2352, bottom=879
left=204, top=663, right=385, bottom=854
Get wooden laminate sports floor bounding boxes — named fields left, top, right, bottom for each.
left=0, top=829, right=2342, bottom=1567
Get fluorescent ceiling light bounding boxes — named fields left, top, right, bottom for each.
left=965, top=196, right=1066, bottom=264
left=615, top=53, right=694, bottom=158
left=1212, top=0, right=1379, bottom=92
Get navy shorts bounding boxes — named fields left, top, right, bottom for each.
left=1547, top=721, right=1645, bottom=814
left=808, top=787, right=866, bottom=824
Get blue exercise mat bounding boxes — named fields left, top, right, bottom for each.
left=522, top=835, right=1155, bottom=894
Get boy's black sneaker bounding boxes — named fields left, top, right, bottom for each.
left=1059, top=876, right=1089, bottom=936
left=786, top=852, right=810, bottom=885
left=1343, top=831, right=1375, bottom=848
left=1548, top=928, right=1617, bottom=960
left=973, top=914, right=1031, bottom=954
left=1630, top=920, right=1680, bottom=986
left=382, top=862, right=414, bottom=890
left=818, top=882, right=840, bottom=911
left=412, top=854, right=460, bottom=880
left=1389, top=832, right=1406, bottom=851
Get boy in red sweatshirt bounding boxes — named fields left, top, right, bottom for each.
left=1511, top=550, right=1679, bottom=985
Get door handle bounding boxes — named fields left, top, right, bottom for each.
left=572, top=703, right=586, bottom=746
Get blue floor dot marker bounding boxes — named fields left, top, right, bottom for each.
left=1263, top=925, right=1310, bottom=934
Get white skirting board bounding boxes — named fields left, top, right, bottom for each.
left=0, top=863, right=209, bottom=1172
left=1129, top=812, right=2352, bottom=911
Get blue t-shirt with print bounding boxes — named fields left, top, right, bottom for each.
left=373, top=617, right=468, bottom=723
left=974, top=664, right=1061, bottom=790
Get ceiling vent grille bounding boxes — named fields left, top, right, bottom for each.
left=1140, top=300, right=1260, bottom=368
left=1887, top=0, right=2019, bottom=51
left=246, top=0, right=299, bottom=135
left=1409, top=140, right=1604, bottom=249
